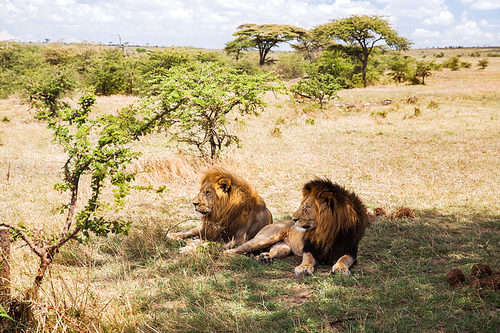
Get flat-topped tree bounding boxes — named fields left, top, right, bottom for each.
left=291, top=28, right=335, bottom=66
left=316, top=15, right=412, bottom=87
left=227, top=24, right=306, bottom=66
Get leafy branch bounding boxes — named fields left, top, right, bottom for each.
left=1, top=89, right=187, bottom=306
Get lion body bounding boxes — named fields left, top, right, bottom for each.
left=228, top=179, right=369, bottom=276
left=168, top=168, right=273, bottom=249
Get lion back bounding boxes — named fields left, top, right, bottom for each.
left=302, top=179, right=369, bottom=265
left=200, top=168, right=271, bottom=242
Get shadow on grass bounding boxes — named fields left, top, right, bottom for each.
left=104, top=210, right=500, bottom=332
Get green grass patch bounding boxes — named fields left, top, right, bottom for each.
left=94, top=210, right=500, bottom=332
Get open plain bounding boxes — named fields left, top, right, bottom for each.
left=1, top=49, right=499, bottom=332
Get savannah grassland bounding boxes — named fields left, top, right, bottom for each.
left=1, top=47, right=500, bottom=332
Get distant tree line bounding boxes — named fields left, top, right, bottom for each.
left=0, top=14, right=493, bottom=102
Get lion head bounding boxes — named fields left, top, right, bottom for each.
left=293, top=178, right=369, bottom=264
left=192, top=168, right=272, bottom=245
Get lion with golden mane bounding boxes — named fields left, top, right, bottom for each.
left=227, top=178, right=369, bottom=276
left=168, top=168, right=273, bottom=250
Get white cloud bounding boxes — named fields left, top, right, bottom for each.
left=423, top=11, right=454, bottom=25
left=453, top=20, right=483, bottom=36
left=0, top=29, right=18, bottom=41
left=0, top=0, right=499, bottom=48
left=470, top=0, right=500, bottom=10
left=484, top=32, right=494, bottom=40
left=412, top=28, right=441, bottom=37
left=479, top=19, right=488, bottom=27
left=56, top=0, right=75, bottom=6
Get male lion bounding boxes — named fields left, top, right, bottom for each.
left=227, top=178, right=369, bottom=277
left=168, top=168, right=273, bottom=250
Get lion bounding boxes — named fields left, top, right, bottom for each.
left=167, top=168, right=273, bottom=251
left=226, top=178, right=369, bottom=277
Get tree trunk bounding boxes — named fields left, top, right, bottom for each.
left=362, top=62, right=368, bottom=88
left=210, top=136, right=217, bottom=159
left=0, top=228, right=10, bottom=307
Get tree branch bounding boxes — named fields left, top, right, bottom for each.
left=134, top=96, right=188, bottom=138
left=0, top=222, right=44, bottom=258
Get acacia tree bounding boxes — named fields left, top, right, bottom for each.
left=226, top=24, right=306, bottom=66
left=144, top=62, right=283, bottom=158
left=316, top=15, right=412, bottom=87
left=291, top=28, right=334, bottom=65
left=388, top=57, right=411, bottom=83
left=415, top=60, right=434, bottom=84
left=291, top=72, right=341, bottom=109
left=224, top=36, right=253, bottom=62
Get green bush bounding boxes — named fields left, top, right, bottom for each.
left=413, top=60, right=434, bottom=85
left=291, top=72, right=341, bottom=108
left=460, top=61, right=471, bottom=68
left=232, top=57, right=263, bottom=75
left=84, top=48, right=131, bottom=95
left=23, top=65, right=76, bottom=116
left=143, top=62, right=283, bottom=158
left=275, top=52, right=306, bottom=79
left=442, top=56, right=460, bottom=71
left=388, top=56, right=411, bottom=83
left=0, top=42, right=46, bottom=98
left=42, top=47, right=76, bottom=66
left=140, top=47, right=190, bottom=76
left=477, top=58, right=489, bottom=69
left=195, top=50, right=225, bottom=64
left=315, top=51, right=355, bottom=88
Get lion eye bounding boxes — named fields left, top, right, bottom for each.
left=205, top=191, right=211, bottom=196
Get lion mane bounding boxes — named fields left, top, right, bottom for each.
left=227, top=178, right=369, bottom=276
left=300, top=179, right=368, bottom=266
left=168, top=168, right=273, bottom=250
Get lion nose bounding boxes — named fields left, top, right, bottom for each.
left=193, top=202, right=199, bottom=208
left=292, top=218, right=299, bottom=223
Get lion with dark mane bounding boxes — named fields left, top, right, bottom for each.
left=168, top=168, right=273, bottom=250
left=227, top=178, right=369, bottom=276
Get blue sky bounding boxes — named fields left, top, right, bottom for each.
left=1, top=0, right=499, bottom=49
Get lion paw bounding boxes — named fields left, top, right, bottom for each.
left=179, top=239, right=205, bottom=255
left=332, top=263, right=351, bottom=277
left=225, top=248, right=241, bottom=255
left=179, top=246, right=194, bottom=255
left=258, top=252, right=272, bottom=264
left=294, top=264, right=314, bottom=276
left=167, top=232, right=183, bottom=240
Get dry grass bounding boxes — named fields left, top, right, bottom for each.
left=1, top=48, right=500, bottom=332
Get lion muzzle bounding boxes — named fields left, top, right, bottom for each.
left=193, top=202, right=209, bottom=217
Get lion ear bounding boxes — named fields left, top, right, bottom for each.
left=319, top=191, right=334, bottom=205
left=216, top=177, right=231, bottom=194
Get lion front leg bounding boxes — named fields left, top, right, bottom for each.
left=258, top=241, right=291, bottom=264
left=167, top=225, right=202, bottom=241
left=332, top=255, right=355, bottom=277
left=294, top=252, right=316, bottom=276
left=179, top=238, right=206, bottom=255
left=226, top=222, right=289, bottom=255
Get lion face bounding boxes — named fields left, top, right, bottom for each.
left=192, top=182, right=215, bottom=217
left=292, top=194, right=317, bottom=232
